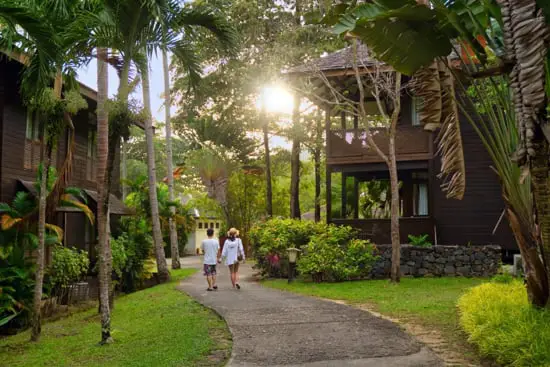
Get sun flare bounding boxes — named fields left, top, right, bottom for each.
left=257, top=85, right=295, bottom=114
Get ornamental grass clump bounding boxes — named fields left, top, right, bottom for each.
left=458, top=281, right=550, bottom=366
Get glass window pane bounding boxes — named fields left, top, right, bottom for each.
left=411, top=97, right=421, bottom=126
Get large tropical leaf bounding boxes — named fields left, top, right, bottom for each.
left=334, top=2, right=454, bottom=75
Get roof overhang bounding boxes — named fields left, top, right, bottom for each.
left=17, top=180, right=134, bottom=215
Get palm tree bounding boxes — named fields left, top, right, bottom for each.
left=104, top=0, right=237, bottom=281
left=162, top=49, right=181, bottom=269
left=327, top=0, right=550, bottom=306
left=96, top=46, right=113, bottom=344
left=0, top=0, right=108, bottom=341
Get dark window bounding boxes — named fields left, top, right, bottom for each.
left=210, top=222, right=214, bottom=229
left=216, top=223, right=220, bottom=229
left=198, top=222, right=203, bottom=229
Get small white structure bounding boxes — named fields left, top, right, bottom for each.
left=180, top=196, right=223, bottom=255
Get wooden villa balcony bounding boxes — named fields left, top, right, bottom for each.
left=331, top=217, right=435, bottom=245
left=327, top=126, right=433, bottom=165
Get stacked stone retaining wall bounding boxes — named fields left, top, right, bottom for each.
left=370, top=245, right=501, bottom=278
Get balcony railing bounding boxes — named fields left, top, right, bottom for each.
left=328, top=126, right=432, bottom=164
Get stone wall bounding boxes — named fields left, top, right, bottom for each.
left=370, top=245, right=501, bottom=278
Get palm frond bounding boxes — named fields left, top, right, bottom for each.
left=45, top=223, right=63, bottom=242
left=174, top=5, right=238, bottom=55
left=60, top=194, right=95, bottom=224
left=413, top=61, right=442, bottom=131
left=435, top=58, right=466, bottom=200
left=170, top=39, right=201, bottom=90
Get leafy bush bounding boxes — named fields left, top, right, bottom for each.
left=297, top=226, right=379, bottom=282
left=114, top=217, right=154, bottom=293
left=458, top=281, right=550, bottom=366
left=408, top=234, right=432, bottom=247
left=249, top=218, right=325, bottom=277
left=0, top=245, right=35, bottom=331
left=46, top=246, right=89, bottom=304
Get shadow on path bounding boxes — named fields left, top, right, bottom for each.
left=177, top=256, right=442, bottom=367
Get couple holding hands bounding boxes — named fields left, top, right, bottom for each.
left=201, top=227, right=245, bottom=291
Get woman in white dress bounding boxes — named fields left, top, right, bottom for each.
left=221, top=228, right=245, bottom=289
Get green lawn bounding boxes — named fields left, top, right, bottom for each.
left=0, top=269, right=231, bottom=367
left=262, top=277, right=486, bottom=333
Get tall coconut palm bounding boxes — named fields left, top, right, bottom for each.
left=162, top=49, right=180, bottom=269
left=96, top=47, right=113, bottom=344
left=0, top=0, right=109, bottom=341
left=104, top=0, right=237, bottom=281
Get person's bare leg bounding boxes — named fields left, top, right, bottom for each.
left=207, top=275, right=213, bottom=289
left=235, top=270, right=240, bottom=289
left=229, top=267, right=235, bottom=288
left=212, top=274, right=217, bottom=289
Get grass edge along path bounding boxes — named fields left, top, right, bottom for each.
left=0, top=268, right=232, bottom=367
left=262, top=277, right=487, bottom=366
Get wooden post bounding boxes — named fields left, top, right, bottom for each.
left=354, top=177, right=359, bottom=219
left=340, top=111, right=346, bottom=130
left=341, top=173, right=347, bottom=218
left=325, top=108, right=332, bottom=223
left=353, top=114, right=359, bottom=140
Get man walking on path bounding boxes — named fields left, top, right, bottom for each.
left=201, top=228, right=219, bottom=291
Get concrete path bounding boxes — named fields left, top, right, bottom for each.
left=178, top=257, right=442, bottom=367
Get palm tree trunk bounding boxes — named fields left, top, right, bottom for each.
left=30, top=135, right=49, bottom=342
left=141, top=60, right=170, bottom=282
left=162, top=50, right=180, bottom=269
left=96, top=47, right=113, bottom=344
left=119, top=62, right=131, bottom=200
left=290, top=94, right=301, bottom=219
left=261, top=105, right=273, bottom=217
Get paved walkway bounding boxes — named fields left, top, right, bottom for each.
left=178, top=257, right=442, bottom=367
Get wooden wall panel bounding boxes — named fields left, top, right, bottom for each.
left=432, top=110, right=516, bottom=249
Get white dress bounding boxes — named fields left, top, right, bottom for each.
left=222, top=238, right=245, bottom=266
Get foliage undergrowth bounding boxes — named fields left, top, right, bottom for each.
left=458, top=281, right=550, bottom=367
left=298, top=226, right=378, bottom=281
left=0, top=269, right=231, bottom=367
left=249, top=218, right=325, bottom=277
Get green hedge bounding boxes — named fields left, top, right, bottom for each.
left=458, top=281, right=550, bottom=366
left=249, top=219, right=378, bottom=281
left=298, top=225, right=378, bottom=282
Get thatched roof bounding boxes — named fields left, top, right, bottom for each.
left=285, top=43, right=379, bottom=76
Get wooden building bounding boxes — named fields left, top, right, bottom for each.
left=0, top=53, right=131, bottom=261
left=286, top=45, right=516, bottom=252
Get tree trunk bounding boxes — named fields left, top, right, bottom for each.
left=314, top=110, right=323, bottom=222
left=96, top=47, right=113, bottom=344
left=121, top=141, right=128, bottom=199
left=530, top=135, right=550, bottom=303
left=388, top=74, right=402, bottom=283
left=30, top=137, right=49, bottom=342
left=290, top=94, right=301, bottom=219
left=388, top=135, right=401, bottom=283
left=262, top=105, right=273, bottom=217
left=162, top=50, right=180, bottom=270
left=141, top=60, right=170, bottom=282
left=119, top=62, right=131, bottom=199
left=314, top=148, right=321, bottom=222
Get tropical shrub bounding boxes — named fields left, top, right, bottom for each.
left=114, top=217, right=154, bottom=293
left=458, top=281, right=550, bottom=366
left=249, top=218, right=325, bottom=277
left=298, top=226, right=379, bottom=282
left=408, top=234, right=432, bottom=248
left=45, top=246, right=89, bottom=304
left=0, top=245, right=35, bottom=332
